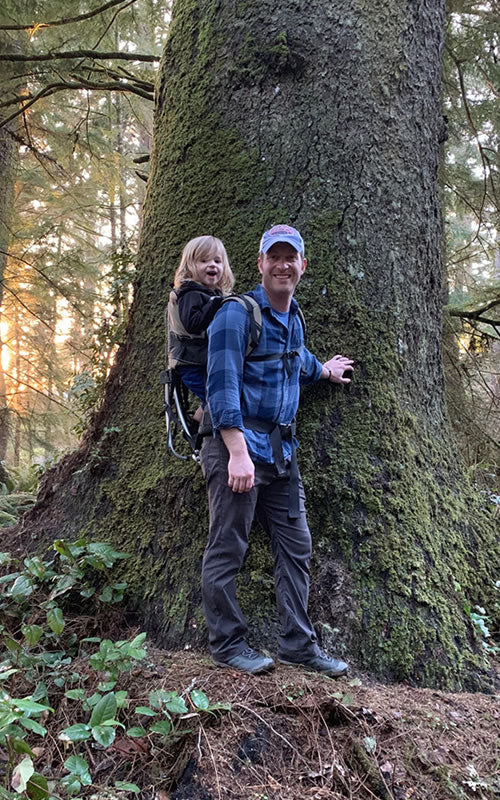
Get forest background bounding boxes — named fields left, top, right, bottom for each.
left=0, top=1, right=498, bottom=798
left=0, top=0, right=498, bottom=500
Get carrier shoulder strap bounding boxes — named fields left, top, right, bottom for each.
left=221, top=294, right=263, bottom=357
left=296, top=307, right=307, bottom=347
left=221, top=293, right=307, bottom=358
left=167, top=288, right=192, bottom=339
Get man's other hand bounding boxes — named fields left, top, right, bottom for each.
left=220, top=428, right=255, bottom=493
left=227, top=451, right=255, bottom=493
left=322, top=355, right=354, bottom=384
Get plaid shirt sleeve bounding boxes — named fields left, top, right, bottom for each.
left=206, top=301, right=250, bottom=431
left=300, top=348, right=323, bottom=384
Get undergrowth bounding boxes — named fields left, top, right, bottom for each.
left=0, top=530, right=497, bottom=799
left=0, top=464, right=40, bottom=529
left=0, top=539, right=230, bottom=799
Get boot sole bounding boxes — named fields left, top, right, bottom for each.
left=214, top=659, right=275, bottom=675
left=278, top=658, right=348, bottom=677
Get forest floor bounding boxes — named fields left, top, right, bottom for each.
left=25, top=645, right=499, bottom=800
left=1, top=520, right=498, bottom=800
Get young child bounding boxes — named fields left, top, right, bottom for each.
left=167, top=235, right=234, bottom=419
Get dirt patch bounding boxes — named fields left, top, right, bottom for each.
left=11, top=648, right=497, bottom=800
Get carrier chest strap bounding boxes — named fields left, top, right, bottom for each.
left=246, top=347, right=304, bottom=376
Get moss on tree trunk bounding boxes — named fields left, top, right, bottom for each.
left=19, top=0, right=498, bottom=690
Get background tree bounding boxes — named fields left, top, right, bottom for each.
left=0, top=0, right=167, bottom=464
left=443, top=0, right=499, bottom=477
left=0, top=1, right=37, bottom=479
left=18, top=0, right=499, bottom=691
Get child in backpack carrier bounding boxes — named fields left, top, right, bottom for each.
left=167, top=235, right=235, bottom=422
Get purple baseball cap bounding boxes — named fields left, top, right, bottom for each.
left=259, top=224, right=305, bottom=254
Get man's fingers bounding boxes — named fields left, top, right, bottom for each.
left=228, top=474, right=254, bottom=493
left=331, top=356, right=354, bottom=366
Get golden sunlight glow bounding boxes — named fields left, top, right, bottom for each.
left=55, top=299, right=72, bottom=345
left=0, top=319, right=9, bottom=373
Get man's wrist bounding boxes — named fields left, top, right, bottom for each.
left=220, top=427, right=249, bottom=457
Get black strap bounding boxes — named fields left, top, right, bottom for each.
left=243, top=417, right=300, bottom=520
left=247, top=348, right=303, bottom=376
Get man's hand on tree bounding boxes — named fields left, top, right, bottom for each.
left=322, top=355, right=354, bottom=384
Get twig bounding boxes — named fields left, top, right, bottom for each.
left=235, top=702, right=308, bottom=766
left=200, top=721, right=222, bottom=800
left=0, top=0, right=138, bottom=31
left=92, top=0, right=138, bottom=49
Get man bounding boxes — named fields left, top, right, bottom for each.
left=200, top=224, right=353, bottom=676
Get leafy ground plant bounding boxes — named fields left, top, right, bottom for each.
left=0, top=677, right=230, bottom=798
left=0, top=691, right=52, bottom=799
left=0, top=539, right=130, bottom=683
left=0, top=536, right=234, bottom=798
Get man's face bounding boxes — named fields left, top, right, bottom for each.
left=258, top=242, right=307, bottom=300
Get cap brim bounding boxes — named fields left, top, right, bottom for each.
left=261, top=235, right=303, bottom=254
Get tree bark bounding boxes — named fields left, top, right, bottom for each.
left=19, top=0, right=498, bottom=690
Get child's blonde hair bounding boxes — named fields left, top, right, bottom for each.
left=174, top=235, right=234, bottom=293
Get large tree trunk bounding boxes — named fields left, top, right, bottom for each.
left=19, top=0, right=498, bottom=690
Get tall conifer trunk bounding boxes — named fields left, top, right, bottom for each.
left=21, top=0, right=498, bottom=690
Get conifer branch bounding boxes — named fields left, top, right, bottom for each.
left=2, top=128, right=61, bottom=166
left=449, top=299, right=500, bottom=329
left=445, top=391, right=500, bottom=451
left=0, top=0, right=137, bottom=31
left=84, top=65, right=154, bottom=92
left=3, top=369, right=77, bottom=415
left=0, top=93, right=34, bottom=110
left=0, top=280, right=58, bottom=334
left=70, top=75, right=154, bottom=100
left=0, top=50, right=160, bottom=63
left=92, top=0, right=137, bottom=48
left=449, top=50, right=499, bottom=209
left=0, top=250, right=90, bottom=319
left=0, top=78, right=153, bottom=129
left=0, top=278, right=90, bottom=359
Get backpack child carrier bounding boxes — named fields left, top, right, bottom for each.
left=166, top=288, right=209, bottom=369
left=161, top=293, right=306, bottom=461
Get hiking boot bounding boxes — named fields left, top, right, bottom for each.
left=279, top=649, right=348, bottom=678
left=214, top=647, right=275, bottom=675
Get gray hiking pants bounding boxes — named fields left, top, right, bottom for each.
left=200, top=435, right=318, bottom=661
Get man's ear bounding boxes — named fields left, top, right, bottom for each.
left=257, top=256, right=264, bottom=275
left=301, top=257, right=307, bottom=275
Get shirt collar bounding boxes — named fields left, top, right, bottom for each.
left=254, top=283, right=299, bottom=315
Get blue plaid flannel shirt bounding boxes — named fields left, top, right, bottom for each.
left=206, top=284, right=323, bottom=463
